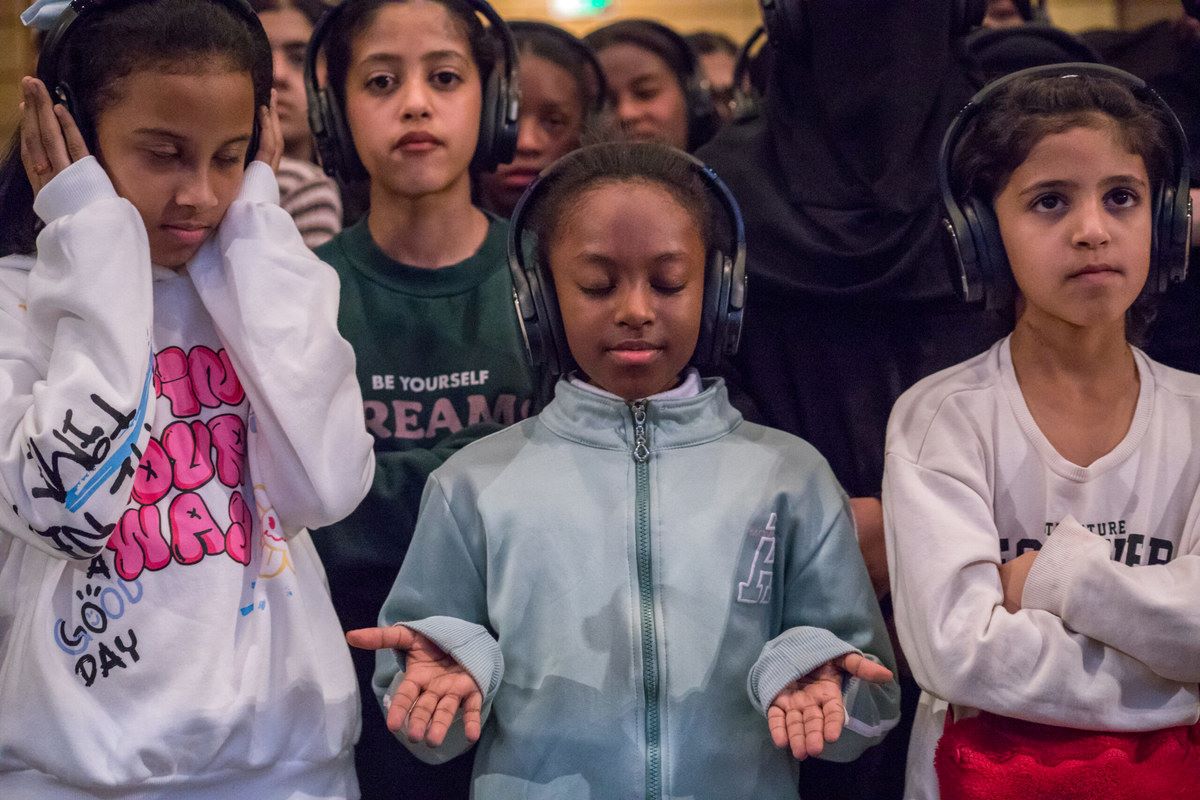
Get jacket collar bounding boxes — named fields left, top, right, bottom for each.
left=538, top=377, right=742, bottom=453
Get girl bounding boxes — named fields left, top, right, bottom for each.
left=884, top=65, right=1200, bottom=800
left=476, top=20, right=604, bottom=218
left=584, top=19, right=719, bottom=152
left=250, top=0, right=344, bottom=247
left=349, top=142, right=900, bottom=799
left=303, top=1, right=540, bottom=796
left=0, top=0, right=374, bottom=797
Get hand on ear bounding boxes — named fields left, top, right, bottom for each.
left=18, top=76, right=88, bottom=196
left=257, top=89, right=284, bottom=173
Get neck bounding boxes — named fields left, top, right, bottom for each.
left=283, top=137, right=314, bottom=163
left=1009, top=310, right=1135, bottom=389
left=366, top=174, right=488, bottom=268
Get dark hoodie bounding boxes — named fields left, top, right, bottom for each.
left=697, top=1, right=1008, bottom=500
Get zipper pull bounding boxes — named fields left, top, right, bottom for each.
left=630, top=400, right=650, bottom=463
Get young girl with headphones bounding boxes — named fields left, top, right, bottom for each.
left=302, top=1, right=539, bottom=796
left=584, top=19, right=720, bottom=152
left=0, top=0, right=374, bottom=796
left=347, top=141, right=900, bottom=799
left=884, top=65, right=1200, bottom=800
left=476, top=21, right=606, bottom=218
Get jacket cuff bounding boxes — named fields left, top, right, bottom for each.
left=747, top=626, right=857, bottom=715
left=236, top=160, right=280, bottom=205
left=1021, top=514, right=1104, bottom=616
left=33, top=156, right=118, bottom=223
left=403, top=616, right=504, bottom=698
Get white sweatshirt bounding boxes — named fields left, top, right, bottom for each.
left=0, top=158, right=375, bottom=799
left=883, top=335, right=1200, bottom=800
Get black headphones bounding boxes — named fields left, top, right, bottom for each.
left=730, top=25, right=766, bottom=122
left=304, top=0, right=520, bottom=181
left=508, top=20, right=608, bottom=119
left=938, top=63, right=1192, bottom=308
left=584, top=19, right=721, bottom=151
left=507, top=144, right=747, bottom=377
left=759, top=0, right=985, bottom=52
left=37, top=0, right=270, bottom=161
left=1185, top=0, right=1200, bottom=20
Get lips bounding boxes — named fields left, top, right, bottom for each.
left=395, top=131, right=443, bottom=152
left=607, top=340, right=664, bottom=365
left=161, top=223, right=212, bottom=247
left=1068, top=263, right=1122, bottom=279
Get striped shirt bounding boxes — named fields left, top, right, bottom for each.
left=276, top=156, right=343, bottom=249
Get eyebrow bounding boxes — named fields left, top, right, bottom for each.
left=358, top=49, right=468, bottom=67
left=132, top=128, right=251, bottom=147
left=1017, top=174, right=1149, bottom=196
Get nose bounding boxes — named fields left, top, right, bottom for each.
left=614, top=92, right=642, bottom=127
left=399, top=77, right=433, bottom=121
left=514, top=116, right=545, bottom=156
left=271, top=51, right=291, bottom=88
left=175, top=166, right=220, bottom=212
left=616, top=282, right=654, bottom=328
left=1071, top=197, right=1112, bottom=249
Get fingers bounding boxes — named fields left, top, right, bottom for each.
left=258, top=89, right=284, bottom=171
left=424, top=692, right=463, bottom=746
left=799, top=694, right=826, bottom=758
left=345, top=625, right=419, bottom=652
left=55, top=103, right=89, bottom=162
left=767, top=704, right=789, bottom=749
left=27, top=78, right=70, bottom=172
left=838, top=652, right=894, bottom=685
left=462, top=691, right=484, bottom=743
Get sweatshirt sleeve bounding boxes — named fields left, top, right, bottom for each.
left=1021, top=514, right=1200, bottom=684
left=374, top=473, right=501, bottom=763
left=747, top=463, right=901, bottom=763
left=0, top=157, right=155, bottom=560
left=884, top=451, right=1199, bottom=728
left=188, top=162, right=374, bottom=536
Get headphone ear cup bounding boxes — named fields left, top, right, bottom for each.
left=528, top=259, right=573, bottom=375
left=965, top=197, right=1014, bottom=311
left=693, top=249, right=734, bottom=371
left=953, top=0, right=987, bottom=36
left=1152, top=179, right=1192, bottom=292
left=473, top=66, right=518, bottom=172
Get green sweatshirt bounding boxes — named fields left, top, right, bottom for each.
left=312, top=214, right=538, bottom=799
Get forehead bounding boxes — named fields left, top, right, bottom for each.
left=352, top=0, right=471, bottom=62
left=259, top=8, right=313, bottom=45
left=1012, top=124, right=1148, bottom=185
left=521, top=54, right=583, bottom=111
left=103, top=68, right=255, bottom=137
left=597, top=42, right=675, bottom=84
left=554, top=180, right=705, bottom=254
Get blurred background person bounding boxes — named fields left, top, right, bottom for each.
left=686, top=29, right=739, bottom=122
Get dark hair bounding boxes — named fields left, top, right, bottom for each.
left=0, top=0, right=272, bottom=258
left=324, top=0, right=497, bottom=112
left=950, top=72, right=1176, bottom=343
left=513, top=23, right=600, bottom=116
left=951, top=73, right=1174, bottom=203
left=248, top=0, right=329, bottom=26
left=685, top=31, right=737, bottom=59
left=584, top=20, right=694, bottom=89
left=527, top=141, right=716, bottom=271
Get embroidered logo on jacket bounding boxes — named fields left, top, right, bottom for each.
left=737, top=512, right=777, bottom=604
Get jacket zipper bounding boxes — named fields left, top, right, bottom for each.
left=630, top=400, right=661, bottom=800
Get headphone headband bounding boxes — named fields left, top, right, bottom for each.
left=508, top=20, right=607, bottom=117
left=507, top=143, right=747, bottom=377
left=938, top=62, right=1192, bottom=305
left=305, top=0, right=520, bottom=180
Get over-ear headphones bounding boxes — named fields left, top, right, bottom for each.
left=305, top=0, right=520, bottom=181
left=583, top=19, right=721, bottom=151
left=508, top=20, right=608, bottom=120
left=938, top=62, right=1192, bottom=308
left=730, top=25, right=766, bottom=122
left=507, top=143, right=747, bottom=377
left=37, top=0, right=270, bottom=162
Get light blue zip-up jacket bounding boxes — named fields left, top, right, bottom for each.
left=375, top=378, right=900, bottom=799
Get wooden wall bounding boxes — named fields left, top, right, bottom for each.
left=0, top=1, right=1190, bottom=141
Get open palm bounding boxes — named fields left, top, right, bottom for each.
left=346, top=625, right=483, bottom=746
left=768, top=652, right=893, bottom=760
